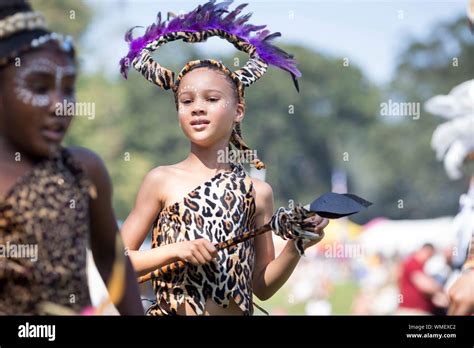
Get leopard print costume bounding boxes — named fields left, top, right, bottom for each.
left=0, top=147, right=94, bottom=314
left=147, top=162, right=257, bottom=316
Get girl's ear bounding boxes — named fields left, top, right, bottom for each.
left=234, top=102, right=245, bottom=123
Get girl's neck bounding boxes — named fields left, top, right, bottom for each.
left=186, top=137, right=232, bottom=174
left=0, top=135, right=37, bottom=166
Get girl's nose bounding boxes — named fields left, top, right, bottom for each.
left=192, top=100, right=206, bottom=116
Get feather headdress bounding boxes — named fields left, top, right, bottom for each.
left=119, top=0, right=301, bottom=91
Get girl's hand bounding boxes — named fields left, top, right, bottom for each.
left=175, top=239, right=218, bottom=265
left=301, top=214, right=329, bottom=249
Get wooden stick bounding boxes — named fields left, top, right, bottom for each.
left=138, top=223, right=273, bottom=283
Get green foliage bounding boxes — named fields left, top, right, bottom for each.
left=62, top=7, right=469, bottom=223
left=242, top=45, right=381, bottom=213
left=379, top=15, right=474, bottom=219
left=33, top=0, right=93, bottom=39
left=391, top=17, right=474, bottom=102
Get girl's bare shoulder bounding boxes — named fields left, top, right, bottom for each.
left=142, top=163, right=189, bottom=202
left=250, top=177, right=274, bottom=215
left=250, top=177, right=273, bottom=197
left=146, top=162, right=187, bottom=183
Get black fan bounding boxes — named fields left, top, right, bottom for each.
left=306, top=192, right=373, bottom=219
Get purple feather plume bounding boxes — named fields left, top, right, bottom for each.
left=119, top=0, right=301, bottom=86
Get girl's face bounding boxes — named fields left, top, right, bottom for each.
left=0, top=45, right=76, bottom=158
left=176, top=68, right=244, bottom=148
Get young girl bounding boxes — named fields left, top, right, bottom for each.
left=120, top=1, right=329, bottom=316
left=0, top=0, right=143, bottom=315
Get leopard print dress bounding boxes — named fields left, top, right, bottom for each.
left=147, top=162, right=257, bottom=316
left=0, top=148, right=94, bottom=314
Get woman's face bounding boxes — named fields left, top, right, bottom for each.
left=176, top=67, right=244, bottom=148
left=0, top=45, right=76, bottom=158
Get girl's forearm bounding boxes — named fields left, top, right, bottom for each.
left=254, top=241, right=301, bottom=301
left=127, top=245, right=180, bottom=276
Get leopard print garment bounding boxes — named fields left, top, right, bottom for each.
left=147, top=162, right=257, bottom=316
left=0, top=148, right=93, bottom=314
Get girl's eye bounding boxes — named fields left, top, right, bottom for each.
left=63, top=86, right=75, bottom=96
left=181, top=100, right=192, bottom=104
left=31, top=85, right=49, bottom=95
left=209, top=98, right=219, bottom=102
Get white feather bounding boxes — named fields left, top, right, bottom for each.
left=443, top=140, right=473, bottom=180
left=424, top=79, right=474, bottom=119
left=426, top=80, right=474, bottom=179
left=431, top=115, right=474, bottom=159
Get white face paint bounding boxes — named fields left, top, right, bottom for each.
left=177, top=83, right=234, bottom=115
left=14, top=58, right=76, bottom=108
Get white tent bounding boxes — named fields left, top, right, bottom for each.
left=358, top=217, right=456, bottom=257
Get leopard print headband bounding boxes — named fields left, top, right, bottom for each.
left=129, top=28, right=269, bottom=95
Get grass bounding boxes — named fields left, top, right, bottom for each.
left=254, top=281, right=360, bottom=315
left=329, top=281, right=359, bottom=314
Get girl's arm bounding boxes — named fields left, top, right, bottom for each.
left=121, top=167, right=217, bottom=276
left=251, top=179, right=327, bottom=301
left=70, top=147, right=144, bottom=315
left=121, top=166, right=176, bottom=276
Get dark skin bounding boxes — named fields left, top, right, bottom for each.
left=0, top=43, right=143, bottom=315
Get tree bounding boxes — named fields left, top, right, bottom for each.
left=383, top=15, right=473, bottom=219
left=33, top=0, right=92, bottom=39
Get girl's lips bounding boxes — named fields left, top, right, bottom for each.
left=41, top=128, right=65, bottom=142
left=190, top=123, right=209, bottom=131
left=190, top=118, right=211, bottom=131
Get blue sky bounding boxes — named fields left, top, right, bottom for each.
left=81, top=0, right=467, bottom=85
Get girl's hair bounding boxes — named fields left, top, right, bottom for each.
left=173, top=61, right=266, bottom=170
left=0, top=0, right=31, bottom=19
